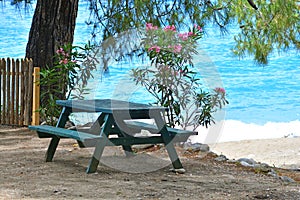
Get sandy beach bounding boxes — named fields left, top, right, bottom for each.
left=211, top=137, right=300, bottom=169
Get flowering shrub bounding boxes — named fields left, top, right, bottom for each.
left=39, top=43, right=97, bottom=124
left=54, top=46, right=80, bottom=98
left=132, top=23, right=228, bottom=130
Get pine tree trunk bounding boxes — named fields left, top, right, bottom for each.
left=25, top=0, right=79, bottom=69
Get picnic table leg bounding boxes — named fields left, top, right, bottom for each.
left=153, top=112, right=184, bottom=170
left=122, top=145, right=134, bottom=157
left=45, top=107, right=71, bottom=162
left=76, top=113, right=106, bottom=148
left=112, top=124, right=134, bottom=157
left=118, top=134, right=135, bottom=157
left=88, top=112, right=106, bottom=134
left=45, top=137, right=60, bottom=162
left=160, top=127, right=184, bottom=169
left=86, top=114, right=113, bottom=173
left=86, top=139, right=107, bottom=173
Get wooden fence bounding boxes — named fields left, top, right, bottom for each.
left=0, top=58, right=40, bottom=126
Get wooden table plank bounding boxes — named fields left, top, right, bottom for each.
left=56, top=99, right=167, bottom=113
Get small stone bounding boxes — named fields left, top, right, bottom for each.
left=183, top=142, right=210, bottom=152
left=238, top=158, right=256, bottom=165
left=170, top=168, right=186, bottom=174
left=240, top=161, right=254, bottom=167
left=267, top=169, right=278, bottom=178
left=53, top=190, right=61, bottom=194
left=279, top=176, right=295, bottom=183
left=183, top=142, right=193, bottom=149
left=253, top=164, right=270, bottom=173
left=260, top=163, right=271, bottom=168
left=214, top=155, right=228, bottom=162
left=199, top=144, right=210, bottom=152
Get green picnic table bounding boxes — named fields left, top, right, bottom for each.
left=29, top=99, right=196, bottom=173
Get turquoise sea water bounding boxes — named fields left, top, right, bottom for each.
left=1, top=2, right=299, bottom=140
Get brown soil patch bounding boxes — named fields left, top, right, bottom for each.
left=0, top=126, right=300, bottom=199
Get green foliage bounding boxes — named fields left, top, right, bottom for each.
left=131, top=24, right=228, bottom=130
left=226, top=0, right=300, bottom=64
left=39, top=42, right=98, bottom=125
left=87, top=0, right=299, bottom=65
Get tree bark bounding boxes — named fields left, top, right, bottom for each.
left=25, top=0, right=79, bottom=69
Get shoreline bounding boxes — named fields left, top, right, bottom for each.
left=210, top=137, right=300, bottom=169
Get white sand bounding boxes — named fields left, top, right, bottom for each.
left=185, top=120, right=300, bottom=168
left=209, top=137, right=300, bottom=169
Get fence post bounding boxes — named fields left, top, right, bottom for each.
left=2, top=58, right=7, bottom=124
left=32, top=67, right=40, bottom=125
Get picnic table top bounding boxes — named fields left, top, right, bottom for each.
left=56, top=99, right=167, bottom=113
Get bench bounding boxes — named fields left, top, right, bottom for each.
left=29, top=122, right=196, bottom=147
left=28, top=125, right=102, bottom=147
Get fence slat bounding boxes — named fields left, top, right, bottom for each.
left=28, top=60, right=34, bottom=124
left=25, top=58, right=33, bottom=126
left=11, top=59, right=16, bottom=125
left=23, top=59, right=29, bottom=125
left=20, top=59, right=25, bottom=125
left=2, top=59, right=6, bottom=124
left=16, top=59, right=20, bottom=125
left=32, top=67, right=40, bottom=125
left=6, top=58, right=11, bottom=124
left=0, top=58, right=3, bottom=124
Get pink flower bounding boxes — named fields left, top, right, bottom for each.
left=56, top=48, right=64, bottom=54
left=148, top=45, right=161, bottom=53
left=173, top=44, right=182, bottom=53
left=178, top=32, right=194, bottom=40
left=188, top=32, right=194, bottom=37
left=164, top=25, right=176, bottom=32
left=215, top=87, right=226, bottom=94
left=146, top=23, right=158, bottom=31
left=194, top=24, right=203, bottom=31
left=178, top=33, right=189, bottom=40
left=155, top=47, right=161, bottom=53
left=59, top=58, right=69, bottom=65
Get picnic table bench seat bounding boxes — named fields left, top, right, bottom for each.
left=29, top=125, right=102, bottom=147
left=29, top=122, right=196, bottom=148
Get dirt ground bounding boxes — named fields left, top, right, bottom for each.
left=1, top=126, right=300, bottom=200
